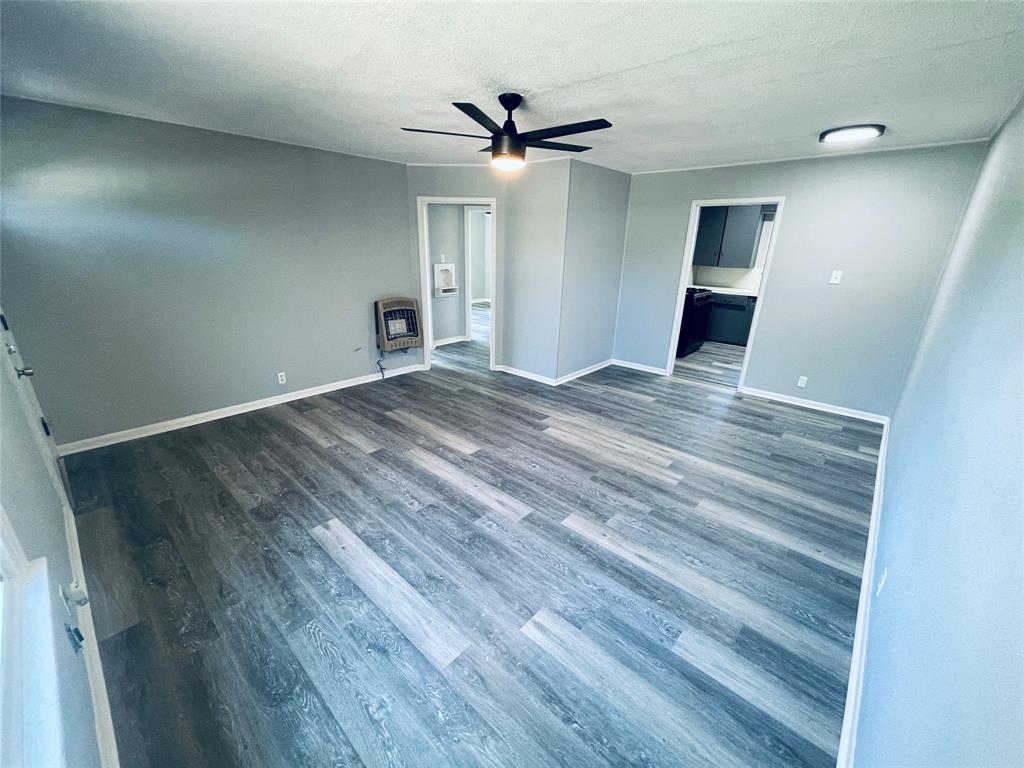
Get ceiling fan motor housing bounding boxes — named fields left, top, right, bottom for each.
left=493, top=131, right=525, bottom=159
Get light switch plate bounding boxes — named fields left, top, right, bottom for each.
left=829, top=270, right=843, bottom=285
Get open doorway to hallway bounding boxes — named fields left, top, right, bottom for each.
left=417, top=196, right=497, bottom=370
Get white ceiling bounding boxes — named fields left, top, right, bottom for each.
left=2, top=2, right=1022, bottom=173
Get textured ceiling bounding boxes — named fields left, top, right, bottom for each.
left=2, top=2, right=1022, bottom=173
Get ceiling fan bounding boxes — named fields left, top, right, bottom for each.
left=402, top=92, right=612, bottom=171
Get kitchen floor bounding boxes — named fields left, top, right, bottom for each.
left=674, top=341, right=746, bottom=388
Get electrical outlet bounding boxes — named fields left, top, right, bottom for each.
left=829, top=270, right=843, bottom=285
left=277, top=371, right=287, bottom=384
left=797, top=375, right=808, bottom=388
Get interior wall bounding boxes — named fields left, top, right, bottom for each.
left=501, top=160, right=571, bottom=379
left=558, top=159, right=631, bottom=377
left=1, top=348, right=101, bottom=767
left=614, top=142, right=986, bottom=415
left=426, top=203, right=468, bottom=342
left=406, top=161, right=573, bottom=380
left=0, top=97, right=418, bottom=445
left=854, top=104, right=1023, bottom=767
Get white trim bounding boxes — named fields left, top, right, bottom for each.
left=416, top=197, right=499, bottom=372
left=0, top=503, right=30, bottom=577
left=494, top=359, right=614, bottom=387
left=492, top=365, right=559, bottom=385
left=663, top=196, right=786, bottom=381
left=736, top=385, right=889, bottom=425
left=610, top=358, right=671, bottom=376
left=631, top=138, right=989, bottom=176
left=431, top=335, right=470, bottom=349
left=463, top=207, right=473, bottom=340
left=736, top=198, right=785, bottom=390
left=837, top=418, right=891, bottom=767
left=1, top=557, right=66, bottom=768
left=56, top=363, right=428, bottom=456
left=2, top=311, right=118, bottom=767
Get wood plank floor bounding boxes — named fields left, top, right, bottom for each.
left=67, top=307, right=881, bottom=768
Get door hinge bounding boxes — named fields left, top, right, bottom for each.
left=64, top=623, right=85, bottom=654
left=41, top=417, right=51, bottom=436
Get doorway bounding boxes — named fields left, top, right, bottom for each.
left=666, top=196, right=785, bottom=389
left=416, top=196, right=498, bottom=371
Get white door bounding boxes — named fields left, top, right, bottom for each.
left=0, top=311, right=116, bottom=767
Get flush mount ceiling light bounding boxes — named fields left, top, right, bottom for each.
left=402, top=92, right=612, bottom=173
left=819, top=124, right=886, bottom=144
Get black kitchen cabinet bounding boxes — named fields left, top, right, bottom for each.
left=706, top=294, right=757, bottom=346
left=691, top=204, right=764, bottom=269
left=692, top=206, right=728, bottom=266
left=719, top=205, right=763, bottom=268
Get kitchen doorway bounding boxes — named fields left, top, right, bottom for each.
left=667, top=196, right=785, bottom=390
left=416, top=196, right=498, bottom=371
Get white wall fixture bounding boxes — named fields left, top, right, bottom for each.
left=433, top=262, right=459, bottom=298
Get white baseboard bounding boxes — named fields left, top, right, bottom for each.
left=556, top=359, right=614, bottom=384
left=493, top=359, right=614, bottom=386
left=737, top=385, right=890, bottom=425
left=492, top=364, right=559, bottom=385
left=56, top=363, right=428, bottom=455
left=836, top=418, right=890, bottom=767
left=431, top=335, right=470, bottom=349
left=610, top=358, right=672, bottom=376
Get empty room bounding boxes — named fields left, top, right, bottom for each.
left=1, top=2, right=1021, bottom=767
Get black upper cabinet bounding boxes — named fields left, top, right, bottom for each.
left=718, top=205, right=762, bottom=268
left=692, top=204, right=763, bottom=269
left=692, top=206, right=728, bottom=266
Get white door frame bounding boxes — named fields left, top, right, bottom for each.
left=0, top=311, right=119, bottom=767
left=664, top=196, right=786, bottom=388
left=416, top=196, right=498, bottom=371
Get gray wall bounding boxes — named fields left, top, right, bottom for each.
left=558, top=160, right=631, bottom=377
left=1, top=97, right=418, bottom=445
left=854, top=105, right=1023, bottom=766
left=406, top=161, right=573, bottom=379
left=1, top=351, right=101, bottom=766
left=426, top=203, right=467, bottom=342
left=614, top=143, right=986, bottom=416
left=501, top=161, right=571, bottom=378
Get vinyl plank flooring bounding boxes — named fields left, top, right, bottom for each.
left=69, top=306, right=880, bottom=767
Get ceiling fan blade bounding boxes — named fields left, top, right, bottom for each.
left=526, top=140, right=591, bottom=152
left=402, top=127, right=491, bottom=139
left=452, top=102, right=502, bottom=134
left=517, top=118, right=612, bottom=142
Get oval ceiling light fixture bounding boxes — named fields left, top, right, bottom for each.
left=819, top=124, right=886, bottom=144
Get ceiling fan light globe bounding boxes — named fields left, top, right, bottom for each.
left=491, top=155, right=525, bottom=172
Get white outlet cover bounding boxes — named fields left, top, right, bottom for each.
left=277, top=371, right=287, bottom=384
left=829, top=270, right=843, bottom=285
left=797, top=375, right=808, bottom=388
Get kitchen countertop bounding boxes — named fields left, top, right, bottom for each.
left=689, top=284, right=758, bottom=297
